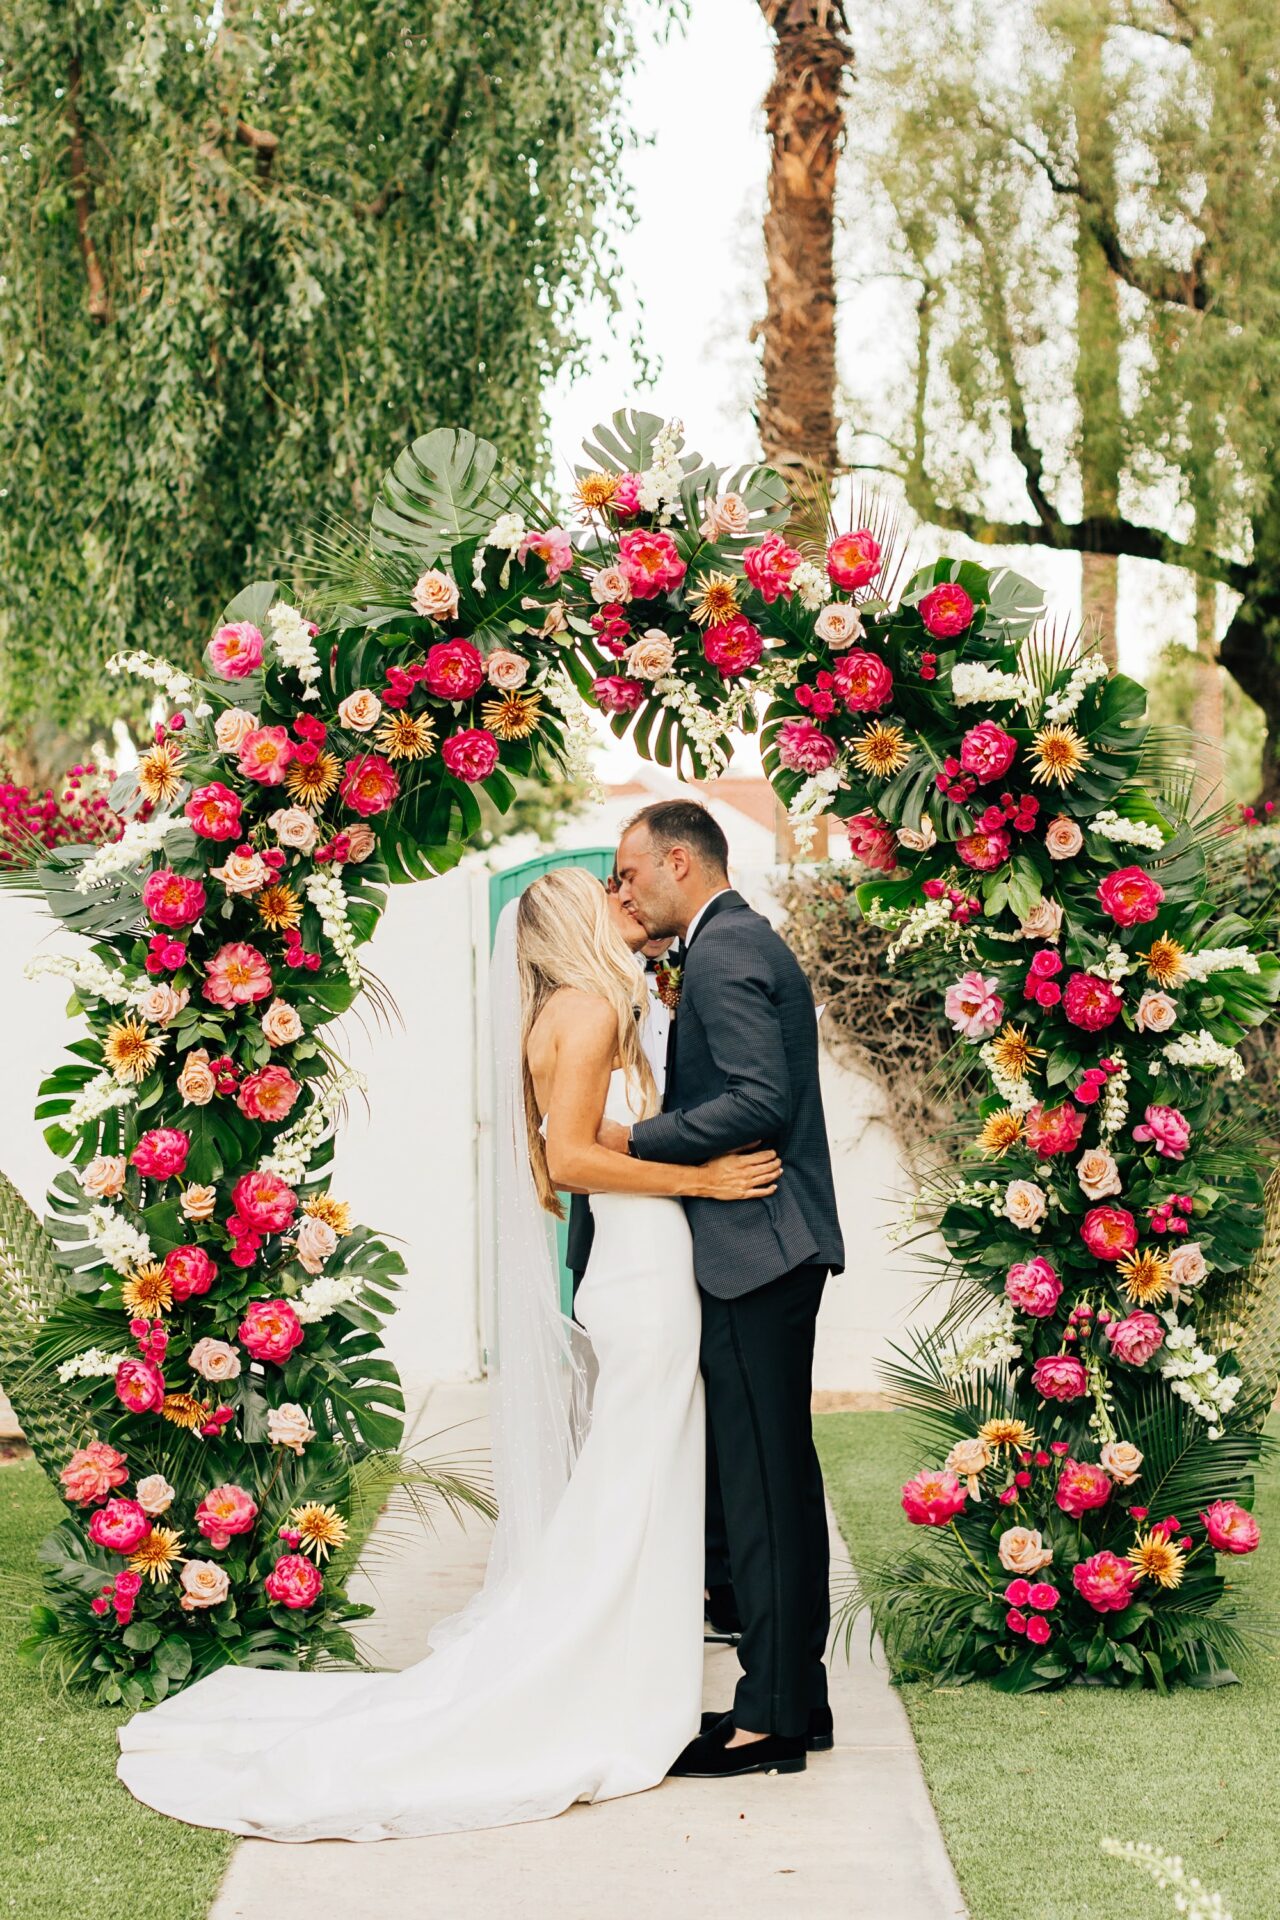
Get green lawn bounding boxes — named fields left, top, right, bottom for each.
left=0, top=1460, right=234, bottom=1920
left=817, top=1410, right=1280, bottom=1920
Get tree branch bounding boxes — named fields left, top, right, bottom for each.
left=966, top=216, right=1058, bottom=530
left=235, top=118, right=279, bottom=179
left=353, top=179, right=404, bottom=221
left=919, top=501, right=1252, bottom=595
left=65, top=58, right=109, bottom=325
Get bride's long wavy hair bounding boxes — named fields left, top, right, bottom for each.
left=516, top=867, right=658, bottom=1216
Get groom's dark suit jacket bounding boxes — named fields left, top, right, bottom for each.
left=629, top=890, right=843, bottom=1300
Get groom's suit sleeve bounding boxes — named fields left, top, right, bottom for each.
left=628, top=933, right=791, bottom=1164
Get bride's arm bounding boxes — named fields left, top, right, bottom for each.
left=543, top=994, right=781, bottom=1203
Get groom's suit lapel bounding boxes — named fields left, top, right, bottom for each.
left=663, top=891, right=746, bottom=1107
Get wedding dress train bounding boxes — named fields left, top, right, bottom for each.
left=116, top=1071, right=705, bottom=1841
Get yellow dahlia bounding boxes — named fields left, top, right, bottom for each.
left=137, top=740, right=185, bottom=806
left=121, top=1263, right=173, bottom=1317
left=978, top=1418, right=1037, bottom=1453
left=574, top=471, right=619, bottom=514
left=257, top=882, right=302, bottom=933
left=689, top=572, right=741, bottom=628
left=128, top=1526, right=185, bottom=1584
left=104, top=1016, right=165, bottom=1084
left=481, top=693, right=543, bottom=742
left=303, top=1194, right=353, bottom=1235
left=160, top=1391, right=208, bottom=1431
left=374, top=711, right=438, bottom=761
left=1128, top=1528, right=1185, bottom=1589
left=852, top=723, right=911, bottom=779
left=988, top=1024, right=1045, bottom=1081
left=288, top=1502, right=349, bottom=1562
left=1030, top=724, right=1089, bottom=787
left=285, top=750, right=341, bottom=810
left=1139, top=935, right=1188, bottom=989
left=1118, top=1245, right=1174, bottom=1307
left=977, top=1109, right=1024, bottom=1156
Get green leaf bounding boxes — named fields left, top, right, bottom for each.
left=153, top=1634, right=193, bottom=1682
left=122, top=1621, right=161, bottom=1652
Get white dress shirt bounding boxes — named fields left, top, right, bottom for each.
left=638, top=963, right=672, bottom=1096
left=683, top=887, right=732, bottom=948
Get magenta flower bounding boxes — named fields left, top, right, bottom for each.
left=1097, top=866, right=1165, bottom=927
left=1055, top=1458, right=1112, bottom=1515
left=1202, top=1499, right=1261, bottom=1555
left=1073, top=1550, right=1139, bottom=1613
left=944, top=970, right=1004, bottom=1041
left=918, top=582, right=975, bottom=637
left=900, top=1469, right=969, bottom=1527
left=833, top=649, right=893, bottom=713
left=1032, top=1354, right=1089, bottom=1402
left=959, top=721, right=1017, bottom=784
left=826, top=529, right=882, bottom=591
left=777, top=718, right=839, bottom=776
left=208, top=620, right=265, bottom=679
left=1062, top=971, right=1124, bottom=1032
left=1106, top=1311, right=1166, bottom=1367
left=1132, top=1104, right=1192, bottom=1161
left=1005, top=1256, right=1062, bottom=1319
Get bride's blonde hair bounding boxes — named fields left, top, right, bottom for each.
left=516, top=867, right=658, bottom=1216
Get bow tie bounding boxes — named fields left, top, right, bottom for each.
left=644, top=946, right=682, bottom=974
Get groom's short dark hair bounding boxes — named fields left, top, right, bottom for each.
left=626, top=800, right=729, bottom=876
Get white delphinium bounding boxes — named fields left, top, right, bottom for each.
left=1158, top=1314, right=1240, bottom=1437
left=951, top=662, right=1030, bottom=707
left=1100, top=1839, right=1232, bottom=1920
left=302, top=870, right=361, bottom=987
left=268, top=602, right=322, bottom=699
left=1088, top=809, right=1167, bottom=852
left=787, top=760, right=849, bottom=851
left=1041, top=651, right=1108, bottom=723
left=67, top=1072, right=137, bottom=1128
left=884, top=893, right=959, bottom=966
left=74, top=814, right=181, bottom=892
left=1180, top=946, right=1260, bottom=982
left=293, top=1274, right=364, bottom=1324
left=979, top=1044, right=1039, bottom=1115
left=259, top=1067, right=367, bottom=1184
left=107, top=648, right=198, bottom=709
left=1097, top=941, right=1135, bottom=984
left=25, top=953, right=131, bottom=1006
left=1097, top=1048, right=1130, bottom=1143
left=790, top=561, right=832, bottom=611
left=88, top=1204, right=152, bottom=1275
left=473, top=510, right=528, bottom=591
left=1160, top=1029, right=1246, bottom=1080
left=636, top=419, right=685, bottom=522
left=653, top=677, right=732, bottom=775
left=57, top=1347, right=129, bottom=1384
left=940, top=1301, right=1022, bottom=1383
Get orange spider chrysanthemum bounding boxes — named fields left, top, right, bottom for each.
left=303, top=1194, right=352, bottom=1236
left=1118, top=1245, right=1174, bottom=1307
left=128, top=1527, right=185, bottom=1584
left=257, top=883, right=303, bottom=933
left=977, top=1109, right=1024, bottom=1156
left=988, top=1024, right=1044, bottom=1082
left=137, top=740, right=185, bottom=807
left=1030, top=724, right=1089, bottom=787
left=1139, top=936, right=1188, bottom=989
left=1129, top=1529, right=1185, bottom=1589
left=689, top=572, right=741, bottom=628
left=104, top=1016, right=165, bottom=1084
left=852, top=723, right=911, bottom=779
left=288, top=1502, right=349, bottom=1562
left=121, top=1263, right=173, bottom=1318
left=574, top=471, right=619, bottom=515
left=285, top=751, right=341, bottom=810
left=481, top=693, right=543, bottom=742
left=978, top=1418, right=1037, bottom=1453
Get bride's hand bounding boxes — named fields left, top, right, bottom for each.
left=695, top=1147, right=782, bottom=1202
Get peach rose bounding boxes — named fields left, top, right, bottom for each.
left=189, top=1337, right=242, bottom=1383
left=944, top=1436, right=991, bottom=1497
left=814, top=603, right=865, bottom=651
left=180, top=1559, right=231, bottom=1611
left=181, top=1183, right=218, bottom=1222
left=1003, top=1179, right=1047, bottom=1231
left=295, top=1214, right=338, bottom=1275
left=896, top=818, right=937, bottom=853
left=344, top=823, right=377, bottom=864
left=1019, top=898, right=1064, bottom=943
left=625, top=630, right=676, bottom=680
left=177, top=1048, right=217, bottom=1107
left=337, top=689, right=382, bottom=734
left=82, top=1154, right=127, bottom=1199
left=1100, top=1440, right=1143, bottom=1486
left=998, top=1526, right=1054, bottom=1575
left=135, top=982, right=190, bottom=1026
left=1076, top=1147, right=1122, bottom=1201
left=214, top=707, right=257, bottom=754
left=1045, top=815, right=1084, bottom=860
left=1169, top=1240, right=1208, bottom=1298
left=269, top=806, right=321, bottom=852
left=135, top=1473, right=176, bottom=1516
left=1135, top=989, right=1177, bottom=1033
left=700, top=493, right=750, bottom=540
left=212, top=848, right=270, bottom=895
left=411, top=568, right=460, bottom=622
left=267, top=1403, right=317, bottom=1455
left=539, top=599, right=568, bottom=637
left=486, top=649, right=530, bottom=691
left=590, top=565, right=632, bottom=606
left=261, top=998, right=304, bottom=1047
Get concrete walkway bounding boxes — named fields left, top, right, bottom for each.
left=212, top=1384, right=966, bottom=1920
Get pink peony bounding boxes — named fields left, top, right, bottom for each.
left=422, top=640, right=485, bottom=702
left=1097, top=866, right=1166, bottom=928
left=618, top=528, right=687, bottom=600
left=1132, top=1104, right=1192, bottom=1161
left=1023, top=1102, right=1087, bottom=1159
left=918, top=582, right=975, bottom=638
left=340, top=752, right=400, bottom=817
left=777, top=718, right=838, bottom=775
left=237, top=1064, right=302, bottom=1124
left=592, top=674, right=646, bottom=714
left=845, top=812, right=898, bottom=873
left=237, top=725, right=294, bottom=786
left=1202, top=1499, right=1261, bottom=1555
left=203, top=941, right=273, bottom=1009
left=195, top=1483, right=259, bottom=1551
left=956, top=827, right=1011, bottom=872
left=130, top=1128, right=189, bottom=1180
left=1063, top=971, right=1123, bottom=1032
left=959, top=722, right=1018, bottom=784
left=944, top=970, right=1004, bottom=1040
left=265, top=1552, right=324, bottom=1609
left=1055, top=1458, right=1112, bottom=1516
left=1081, top=1205, right=1139, bottom=1261
left=164, top=1244, right=217, bottom=1303
left=87, top=1498, right=151, bottom=1554
left=1032, top=1353, right=1089, bottom=1401
left=518, top=527, right=574, bottom=584
left=610, top=472, right=643, bottom=518
left=142, top=868, right=206, bottom=930
left=1005, top=1256, right=1062, bottom=1319
left=238, top=1298, right=305, bottom=1365
left=900, top=1469, right=970, bottom=1527
left=1073, top=1550, right=1139, bottom=1613
left=442, top=728, right=501, bottom=783
left=184, top=782, right=243, bottom=842
left=1106, top=1311, right=1166, bottom=1367
left=60, top=1441, right=129, bottom=1506
left=208, top=621, right=265, bottom=679
left=743, top=531, right=802, bottom=603
left=115, top=1356, right=166, bottom=1415
left=833, top=649, right=894, bottom=713
left=231, top=1170, right=298, bottom=1233
left=703, top=615, right=764, bottom=679
left=826, top=530, right=882, bottom=591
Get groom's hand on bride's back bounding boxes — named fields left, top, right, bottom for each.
left=694, top=1146, right=781, bottom=1202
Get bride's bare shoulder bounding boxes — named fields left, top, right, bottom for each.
left=529, top=989, right=615, bottom=1057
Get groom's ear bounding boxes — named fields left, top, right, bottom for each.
left=666, top=845, right=692, bottom=883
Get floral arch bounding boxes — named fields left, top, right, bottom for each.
left=5, top=408, right=1279, bottom=1703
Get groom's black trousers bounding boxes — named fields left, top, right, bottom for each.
left=699, top=1262, right=829, bottom=1738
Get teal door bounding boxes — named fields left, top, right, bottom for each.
left=489, top=848, right=616, bottom=1311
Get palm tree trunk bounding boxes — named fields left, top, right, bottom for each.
left=1191, top=577, right=1226, bottom=799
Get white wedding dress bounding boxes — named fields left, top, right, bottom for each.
left=116, top=1070, right=705, bottom=1841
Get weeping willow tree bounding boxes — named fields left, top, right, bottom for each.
left=0, top=0, right=640, bottom=755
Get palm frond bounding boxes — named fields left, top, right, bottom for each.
left=0, top=1169, right=89, bottom=1483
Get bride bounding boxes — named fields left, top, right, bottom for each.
left=116, top=867, right=781, bottom=1841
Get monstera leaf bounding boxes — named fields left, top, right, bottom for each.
left=370, top=427, right=543, bottom=569
left=0, top=1168, right=89, bottom=1481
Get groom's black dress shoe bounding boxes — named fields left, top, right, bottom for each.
left=703, top=1583, right=742, bottom=1643
left=698, top=1704, right=833, bottom=1752
left=670, top=1720, right=807, bottom=1778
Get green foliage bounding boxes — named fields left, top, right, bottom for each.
left=0, top=1172, right=89, bottom=1480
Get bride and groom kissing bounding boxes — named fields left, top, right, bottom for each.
left=116, top=799, right=845, bottom=1842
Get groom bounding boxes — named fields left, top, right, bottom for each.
left=604, top=799, right=844, bottom=1777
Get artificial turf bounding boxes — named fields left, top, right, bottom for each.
left=816, top=1409, right=1280, bottom=1920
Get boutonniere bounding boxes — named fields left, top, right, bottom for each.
left=653, top=962, right=682, bottom=1013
